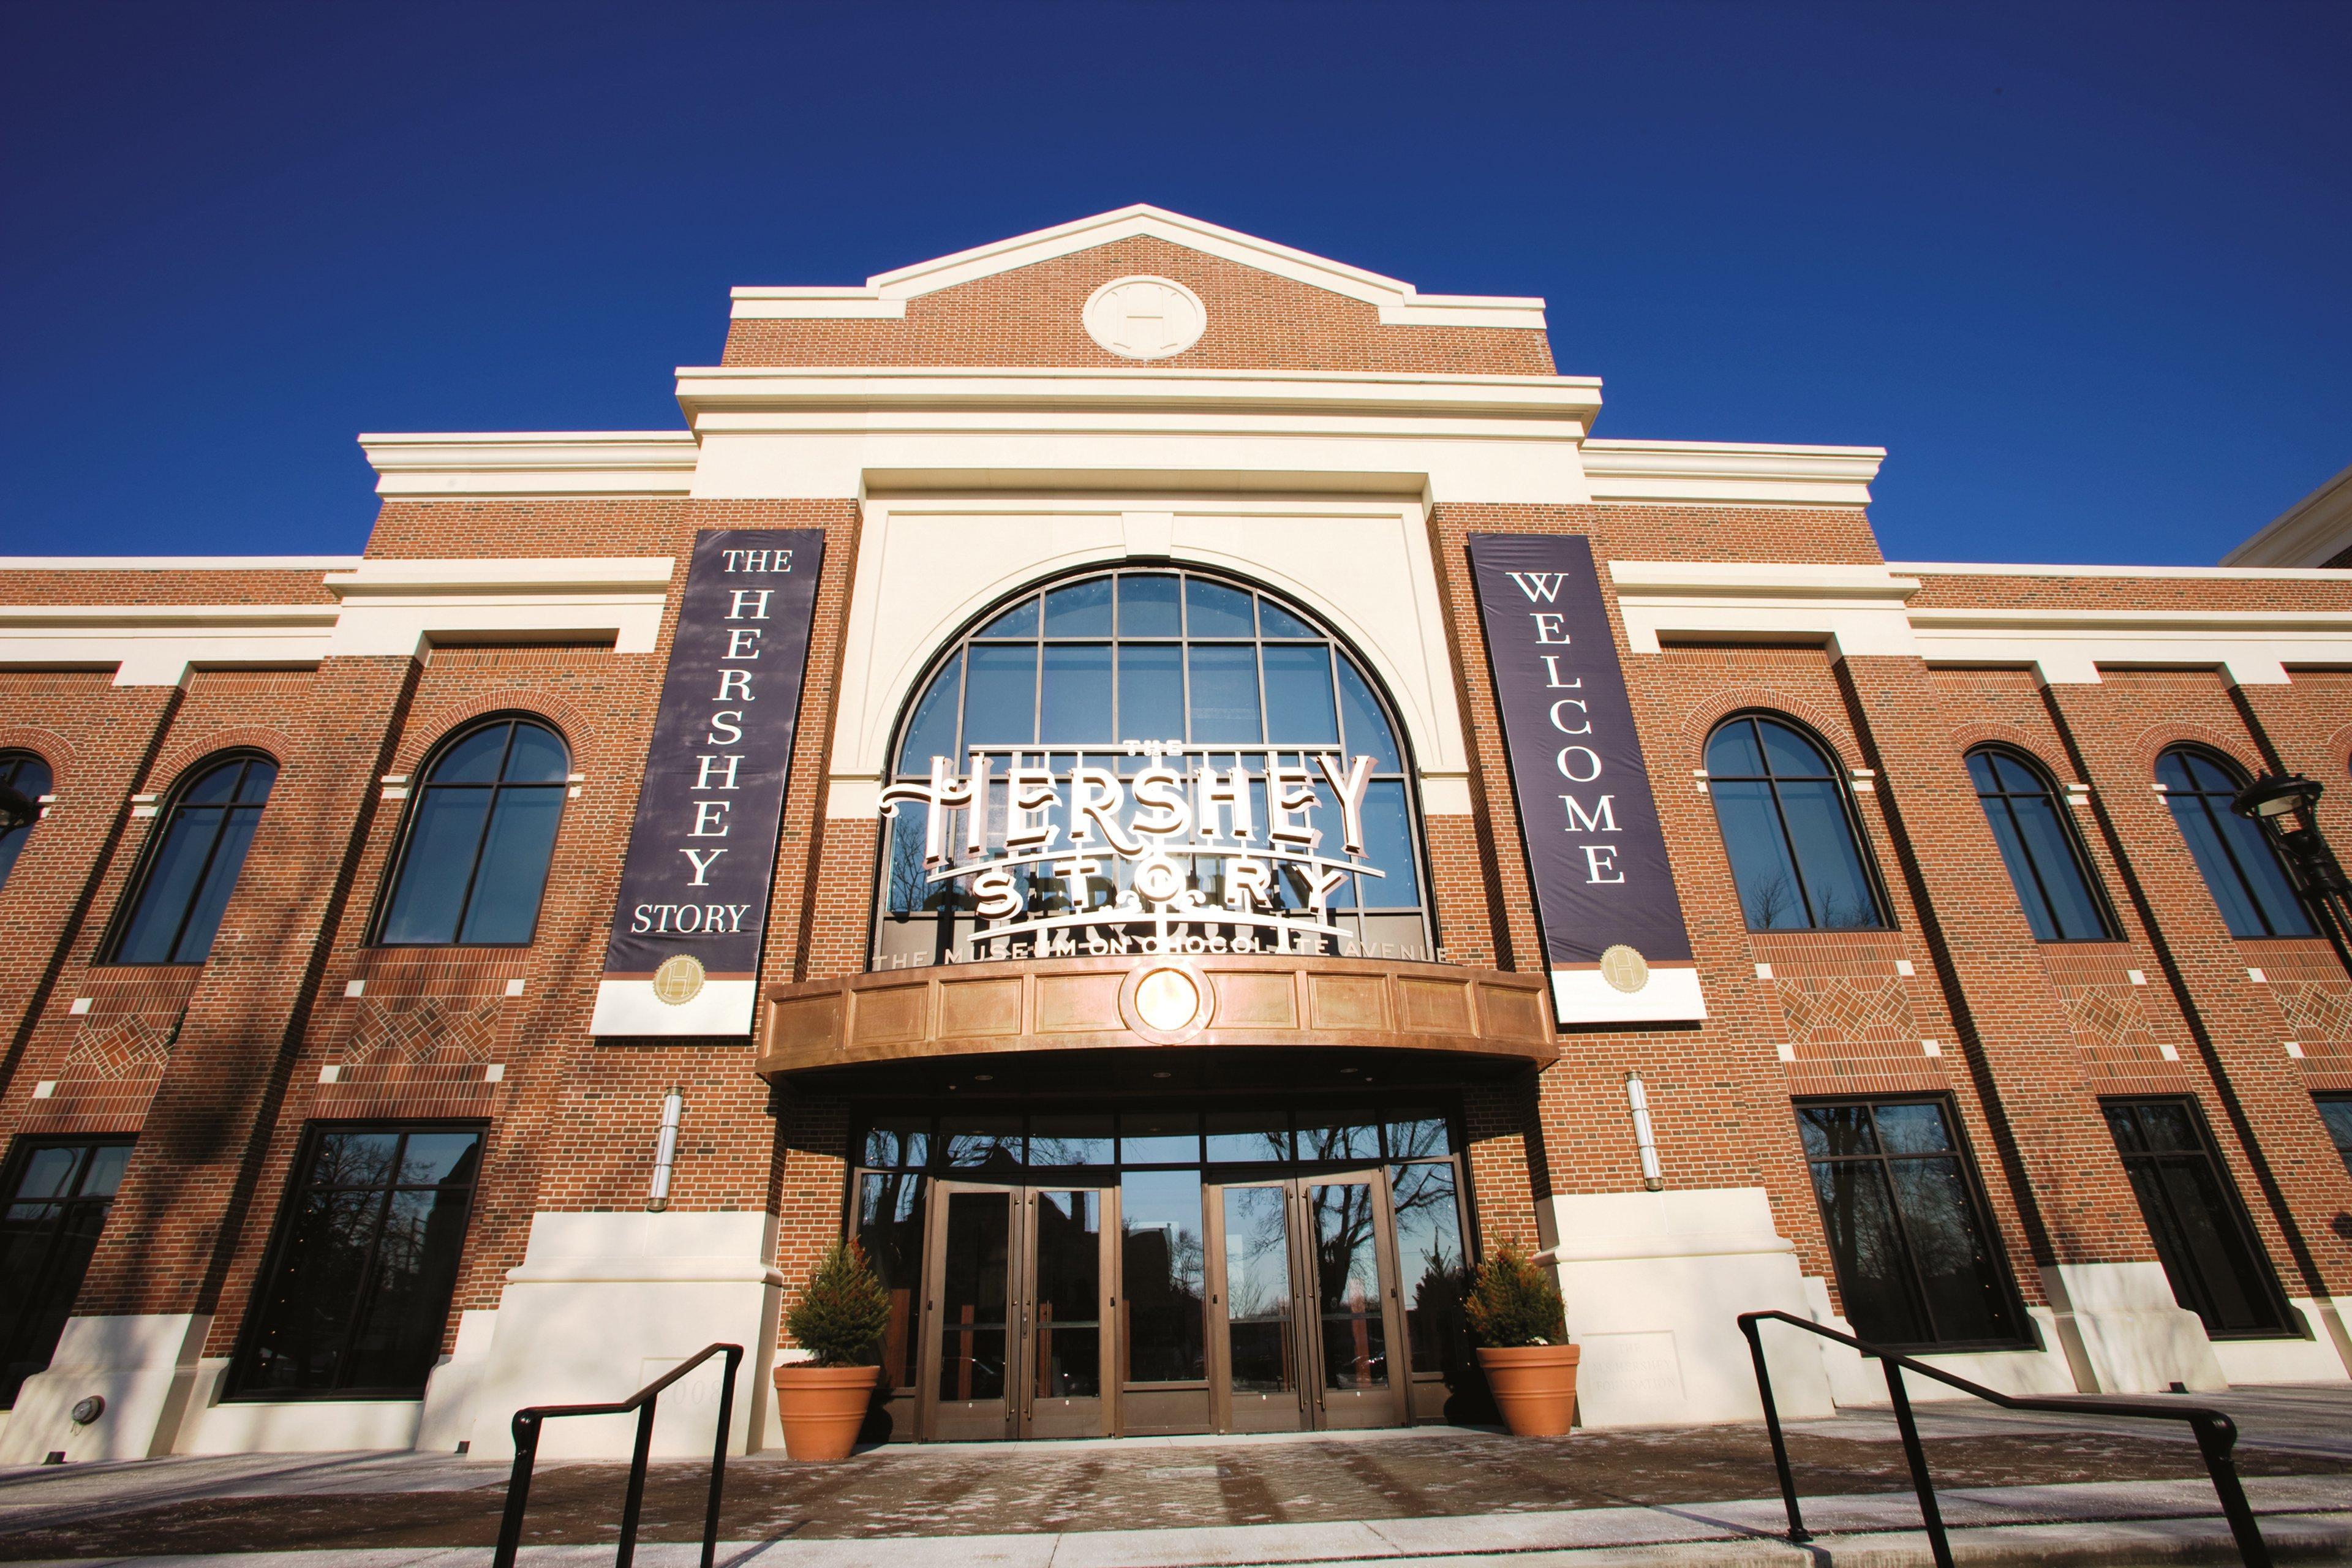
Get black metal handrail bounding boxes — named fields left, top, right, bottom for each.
left=491, top=1341, right=744, bottom=1568
left=1738, top=1310, right=2268, bottom=1568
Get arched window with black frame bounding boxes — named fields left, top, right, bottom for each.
left=0, top=750, right=54, bottom=896
left=2156, top=747, right=2314, bottom=938
left=1705, top=714, right=1887, bottom=931
left=876, top=567, right=1431, bottom=965
left=377, top=718, right=569, bottom=946
left=1966, top=747, right=2116, bottom=941
left=105, top=753, right=277, bottom=965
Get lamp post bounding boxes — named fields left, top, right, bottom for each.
left=2232, top=772, right=2352, bottom=976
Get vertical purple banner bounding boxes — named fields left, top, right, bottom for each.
left=592, top=528, right=825, bottom=1036
left=1467, top=533, right=1705, bottom=1024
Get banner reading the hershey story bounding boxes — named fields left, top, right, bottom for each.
left=592, top=529, right=824, bottom=1036
left=1466, top=533, right=1706, bottom=1024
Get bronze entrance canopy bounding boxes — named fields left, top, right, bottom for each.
left=754, top=952, right=1556, bottom=1081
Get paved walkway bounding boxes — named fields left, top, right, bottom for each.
left=0, top=1384, right=2346, bottom=1565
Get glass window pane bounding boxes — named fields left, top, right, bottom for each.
left=1981, top=797, right=2059, bottom=940
left=1774, top=780, right=1883, bottom=929
left=941, top=1118, right=1022, bottom=1170
left=2134, top=1101, right=2201, bottom=1151
left=1872, top=1102, right=1953, bottom=1155
left=1714, top=780, right=1809, bottom=930
left=1989, top=752, right=2043, bottom=795
left=12, top=1147, right=81, bottom=1203
left=502, top=725, right=568, bottom=783
left=2103, top=1102, right=2148, bottom=1152
left=2154, top=751, right=2196, bottom=793
left=381, top=790, right=492, bottom=944
left=2166, top=796, right=2267, bottom=937
left=234, top=760, right=280, bottom=803
left=938, top=1191, right=1011, bottom=1401
left=1029, top=1115, right=1114, bottom=1167
left=961, top=645, right=1038, bottom=747
left=1261, top=646, right=1339, bottom=744
left=2150, top=1159, right=2274, bottom=1333
left=79, top=1144, right=132, bottom=1199
left=1887, top=1156, right=2014, bottom=1341
left=1120, top=1169, right=1205, bottom=1382
left=1390, top=1161, right=1468, bottom=1374
left=429, top=725, right=510, bottom=784
left=1221, top=1185, right=1295, bottom=1393
left=1118, top=574, right=1181, bottom=637
left=1186, top=646, right=1261, bottom=743
left=1185, top=579, right=1254, bottom=638
left=1040, top=644, right=1114, bottom=744
left=180, top=762, right=245, bottom=805
left=1706, top=718, right=1767, bottom=778
left=1295, top=1114, right=1380, bottom=1161
left=2008, top=794, right=2109, bottom=939
left=1310, top=1181, right=1387, bottom=1388
left=113, top=808, right=228, bottom=963
left=2319, top=1097, right=2352, bottom=1177
left=1205, top=1111, right=1289, bottom=1163
left=1117, top=645, right=1185, bottom=745
left=1359, top=782, right=1420, bottom=907
left=976, top=597, right=1038, bottom=639
left=1810, top=1158, right=1928, bottom=1344
left=1257, top=598, right=1318, bottom=639
left=1335, top=661, right=1402, bottom=774
left=339, top=1182, right=472, bottom=1390
left=897, top=652, right=963, bottom=774
left=241, top=1186, right=383, bottom=1392
left=2215, top=810, right=2315, bottom=936
left=396, top=1133, right=482, bottom=1187
left=313, top=1132, right=402, bottom=1186
left=857, top=1171, right=925, bottom=1390
left=863, top=1119, right=930, bottom=1169
left=1043, top=578, right=1114, bottom=636
left=1965, top=752, right=2001, bottom=793
left=1385, top=1113, right=1451, bottom=1158
left=1120, top=1111, right=1200, bottom=1164
left=2181, top=752, right=2239, bottom=794
left=1032, top=1190, right=1102, bottom=1400
left=1798, top=1104, right=1877, bottom=1158
left=1758, top=718, right=1836, bottom=780
left=456, top=787, right=562, bottom=943
left=169, top=806, right=262, bottom=963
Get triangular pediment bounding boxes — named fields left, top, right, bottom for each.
left=732, top=205, right=1544, bottom=330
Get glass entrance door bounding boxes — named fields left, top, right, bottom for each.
left=920, top=1183, right=1114, bottom=1440
left=1204, top=1171, right=1408, bottom=1433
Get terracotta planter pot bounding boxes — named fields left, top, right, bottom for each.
left=1476, top=1343, right=1580, bottom=1436
left=772, top=1363, right=878, bottom=1460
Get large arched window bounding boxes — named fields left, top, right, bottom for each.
left=878, top=567, right=1428, bottom=963
left=2157, top=747, right=2312, bottom=938
left=378, top=718, right=569, bottom=946
left=0, top=750, right=53, bottom=895
left=1706, top=714, right=1887, bottom=931
left=1966, top=747, right=2114, bottom=941
left=106, top=753, right=277, bottom=964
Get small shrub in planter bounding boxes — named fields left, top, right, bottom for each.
left=1465, top=1244, right=1579, bottom=1436
left=775, top=1242, right=891, bottom=1460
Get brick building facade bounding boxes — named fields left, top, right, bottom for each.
left=2, top=206, right=2348, bottom=1462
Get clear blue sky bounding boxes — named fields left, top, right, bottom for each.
left=3, top=2, right=2345, bottom=565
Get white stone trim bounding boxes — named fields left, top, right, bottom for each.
left=323, top=556, right=674, bottom=658
left=829, top=496, right=1472, bottom=791
left=2222, top=462, right=2352, bottom=568
left=0, top=603, right=339, bottom=687
left=0, top=556, right=361, bottom=571
left=728, top=203, right=1548, bottom=329
left=1607, top=560, right=1921, bottom=658
left=360, top=432, right=699, bottom=499
left=1894, top=559, right=2352, bottom=581
left=1905, top=604, right=2352, bottom=686
left=1581, top=439, right=1883, bottom=507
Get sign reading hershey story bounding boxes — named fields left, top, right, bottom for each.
left=1467, top=533, right=1705, bottom=1024
left=592, top=529, right=824, bottom=1036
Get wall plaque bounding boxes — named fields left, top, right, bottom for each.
left=592, top=528, right=824, bottom=1036
left=1467, top=533, right=1705, bottom=1024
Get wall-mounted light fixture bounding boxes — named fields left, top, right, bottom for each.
left=1626, top=1072, right=1664, bottom=1191
left=2234, top=772, right=2352, bottom=973
left=646, top=1088, right=684, bottom=1212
